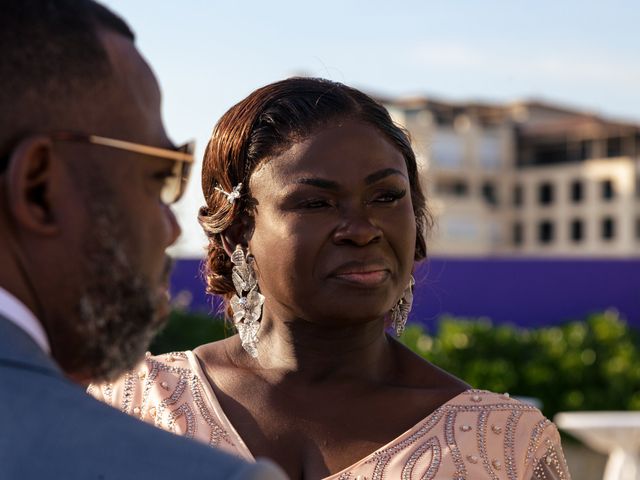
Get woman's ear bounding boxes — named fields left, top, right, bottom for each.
left=5, top=136, right=60, bottom=235
left=221, top=214, right=255, bottom=256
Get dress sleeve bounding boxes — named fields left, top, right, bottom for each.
left=521, top=419, right=572, bottom=480
left=87, top=358, right=148, bottom=416
left=87, top=352, right=246, bottom=458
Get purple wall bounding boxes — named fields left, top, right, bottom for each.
left=171, top=258, right=640, bottom=328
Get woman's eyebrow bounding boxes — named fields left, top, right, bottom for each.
left=295, top=177, right=340, bottom=191
left=365, top=168, right=407, bottom=185
left=293, top=168, right=407, bottom=190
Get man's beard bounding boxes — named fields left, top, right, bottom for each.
left=73, top=203, right=171, bottom=383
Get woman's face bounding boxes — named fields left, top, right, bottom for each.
left=247, top=120, right=417, bottom=326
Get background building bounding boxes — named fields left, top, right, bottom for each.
left=386, top=98, right=640, bottom=258
left=168, top=94, right=640, bottom=327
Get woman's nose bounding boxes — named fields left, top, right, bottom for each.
left=332, top=207, right=382, bottom=246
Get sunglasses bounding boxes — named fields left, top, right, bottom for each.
left=50, top=132, right=195, bottom=204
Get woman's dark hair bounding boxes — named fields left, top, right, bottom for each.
left=199, top=77, right=432, bottom=300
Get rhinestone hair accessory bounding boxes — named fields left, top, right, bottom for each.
left=229, top=244, right=264, bottom=357
left=214, top=183, right=243, bottom=204
left=390, top=275, right=415, bottom=336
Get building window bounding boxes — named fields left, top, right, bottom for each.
left=601, top=179, right=615, bottom=201
left=538, top=182, right=554, bottom=206
left=538, top=220, right=554, bottom=244
left=570, top=219, right=584, bottom=242
left=606, top=137, right=623, bottom=157
left=452, top=181, right=469, bottom=196
left=482, top=182, right=498, bottom=206
left=533, top=143, right=567, bottom=165
left=436, top=179, right=468, bottom=197
left=601, top=217, right=616, bottom=240
left=513, top=184, right=523, bottom=207
left=431, top=129, right=464, bottom=168
left=570, top=180, right=583, bottom=203
left=579, top=140, right=592, bottom=160
left=513, top=222, right=524, bottom=246
left=478, top=130, right=501, bottom=169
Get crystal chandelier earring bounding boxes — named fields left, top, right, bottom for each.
left=229, top=245, right=264, bottom=357
left=390, top=275, right=415, bottom=336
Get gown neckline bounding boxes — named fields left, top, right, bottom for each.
left=185, top=350, right=474, bottom=479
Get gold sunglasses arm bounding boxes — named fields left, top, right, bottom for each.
left=88, top=135, right=194, bottom=163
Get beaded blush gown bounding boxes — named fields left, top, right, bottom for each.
left=89, top=351, right=571, bottom=480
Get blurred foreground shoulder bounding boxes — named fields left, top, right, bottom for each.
left=232, top=460, right=289, bottom=480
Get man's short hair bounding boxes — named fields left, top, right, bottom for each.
left=0, top=0, right=135, bottom=172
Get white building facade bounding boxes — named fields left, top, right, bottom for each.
left=386, top=98, right=640, bottom=258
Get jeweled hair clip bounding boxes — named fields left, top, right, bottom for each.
left=214, top=183, right=243, bottom=204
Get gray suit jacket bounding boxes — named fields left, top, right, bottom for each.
left=0, top=316, right=285, bottom=480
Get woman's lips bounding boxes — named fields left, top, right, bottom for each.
left=332, top=269, right=390, bottom=286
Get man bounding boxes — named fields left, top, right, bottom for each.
left=0, top=1, right=285, bottom=478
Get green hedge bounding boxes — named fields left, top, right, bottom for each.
left=149, top=309, right=232, bottom=354
left=150, top=309, right=640, bottom=419
left=400, top=311, right=640, bottom=418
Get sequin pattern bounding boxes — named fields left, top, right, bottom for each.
left=445, top=410, right=468, bottom=479
left=477, top=411, right=499, bottom=480
left=87, top=358, right=571, bottom=480
left=189, top=373, right=232, bottom=447
left=121, top=371, right=135, bottom=414
left=530, top=438, right=571, bottom=480
left=101, top=383, right=113, bottom=407
left=527, top=418, right=552, bottom=466
left=167, top=403, right=196, bottom=438
left=89, top=352, right=235, bottom=456
left=367, top=407, right=445, bottom=480
left=504, top=410, right=522, bottom=480
left=400, top=437, right=441, bottom=480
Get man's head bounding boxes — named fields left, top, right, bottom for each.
left=0, top=0, right=190, bottom=383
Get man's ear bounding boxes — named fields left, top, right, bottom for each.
left=5, top=136, right=61, bottom=235
left=221, top=214, right=255, bottom=256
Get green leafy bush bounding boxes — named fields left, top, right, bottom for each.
left=150, top=309, right=640, bottom=418
left=149, top=309, right=232, bottom=354
left=400, top=310, right=640, bottom=418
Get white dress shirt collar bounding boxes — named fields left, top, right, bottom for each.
left=0, top=287, right=50, bottom=354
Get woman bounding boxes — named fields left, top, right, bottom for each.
left=90, top=78, right=571, bottom=479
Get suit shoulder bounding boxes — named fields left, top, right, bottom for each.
left=1, top=360, right=259, bottom=480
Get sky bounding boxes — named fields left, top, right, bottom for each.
left=102, top=0, right=640, bottom=257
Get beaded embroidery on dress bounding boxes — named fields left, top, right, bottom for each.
left=89, top=352, right=571, bottom=479
left=88, top=351, right=242, bottom=456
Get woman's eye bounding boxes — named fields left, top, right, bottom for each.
left=300, top=199, right=330, bottom=209
left=372, top=189, right=406, bottom=203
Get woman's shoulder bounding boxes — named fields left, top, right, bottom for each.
left=358, top=389, right=571, bottom=480
left=87, top=351, right=197, bottom=415
left=87, top=350, right=241, bottom=453
left=434, top=389, right=571, bottom=479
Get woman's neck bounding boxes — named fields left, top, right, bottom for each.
left=246, top=312, right=398, bottom=385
